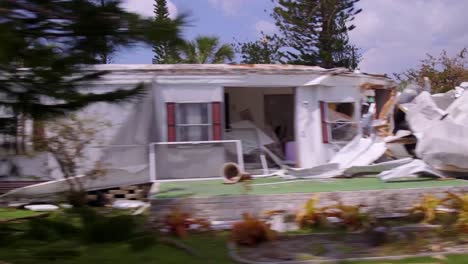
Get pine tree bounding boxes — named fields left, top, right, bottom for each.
left=0, top=0, right=184, bottom=138
left=154, top=0, right=170, bottom=20
left=273, top=0, right=361, bottom=69
left=152, top=0, right=179, bottom=64
left=234, top=34, right=285, bottom=64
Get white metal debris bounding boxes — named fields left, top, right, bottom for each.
left=24, top=204, right=59, bottom=212
left=378, top=159, right=446, bottom=182
left=112, top=200, right=147, bottom=210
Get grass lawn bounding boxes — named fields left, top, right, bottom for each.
left=348, top=255, right=468, bottom=264
left=155, top=177, right=468, bottom=198
left=0, top=231, right=236, bottom=264
left=1, top=213, right=468, bottom=264
left=0, top=208, right=44, bottom=222
left=1, top=228, right=468, bottom=264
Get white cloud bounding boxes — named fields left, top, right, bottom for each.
left=121, top=0, right=177, bottom=19
left=349, top=0, right=468, bottom=75
left=208, top=0, right=248, bottom=16
left=254, top=20, right=277, bottom=35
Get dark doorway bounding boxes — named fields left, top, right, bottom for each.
left=264, top=94, right=295, bottom=146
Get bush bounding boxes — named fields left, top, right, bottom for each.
left=163, top=208, right=211, bottom=238
left=324, top=202, right=373, bottom=231
left=82, top=213, right=138, bottom=243
left=25, top=217, right=79, bottom=241
left=295, top=194, right=326, bottom=229
left=231, top=213, right=276, bottom=246
left=0, top=225, right=15, bottom=246
left=128, top=233, right=157, bottom=251
left=33, top=241, right=81, bottom=260
left=409, top=194, right=444, bottom=224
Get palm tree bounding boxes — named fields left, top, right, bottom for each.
left=179, top=36, right=234, bottom=64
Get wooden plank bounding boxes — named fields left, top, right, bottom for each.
left=86, top=194, right=98, bottom=201
left=120, top=186, right=138, bottom=191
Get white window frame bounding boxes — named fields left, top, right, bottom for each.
left=322, top=101, right=359, bottom=144
left=175, top=102, right=213, bottom=142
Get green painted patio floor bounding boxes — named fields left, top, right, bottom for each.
left=155, top=177, right=468, bottom=198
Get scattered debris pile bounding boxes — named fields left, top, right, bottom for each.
left=270, top=81, right=468, bottom=182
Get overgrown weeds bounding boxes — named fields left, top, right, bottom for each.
left=295, top=195, right=372, bottom=231
left=409, top=194, right=444, bottom=224
left=324, top=202, right=374, bottom=231
left=295, top=194, right=326, bottom=229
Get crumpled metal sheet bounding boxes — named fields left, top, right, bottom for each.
left=378, top=159, right=446, bottom=182
left=403, top=91, right=448, bottom=134
left=330, top=136, right=387, bottom=169
left=343, top=158, right=414, bottom=177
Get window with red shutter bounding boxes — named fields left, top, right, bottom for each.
left=168, top=103, right=215, bottom=142
left=212, top=102, right=222, bottom=140
left=166, top=102, right=176, bottom=142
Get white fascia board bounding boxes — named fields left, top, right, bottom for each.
left=154, top=74, right=324, bottom=87
left=304, top=74, right=394, bottom=88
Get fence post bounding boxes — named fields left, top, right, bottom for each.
left=149, top=143, right=156, bottom=182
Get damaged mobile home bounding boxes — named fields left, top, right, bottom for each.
left=0, top=64, right=396, bottom=196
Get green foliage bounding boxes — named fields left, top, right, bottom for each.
left=324, top=202, right=373, bottom=231
left=0, top=208, right=43, bottom=221
left=23, top=207, right=141, bottom=244
left=395, top=48, right=468, bottom=93
left=272, top=0, right=361, bottom=68
left=128, top=234, right=158, bottom=251
left=152, top=0, right=182, bottom=64
left=179, top=36, right=234, bottom=64
left=231, top=213, right=276, bottom=246
left=154, top=0, right=170, bottom=20
left=295, top=195, right=372, bottom=231
left=80, top=211, right=138, bottom=243
left=33, top=241, right=82, bottom=260
left=0, top=224, right=14, bottom=247
left=25, top=217, right=80, bottom=241
left=443, top=192, right=468, bottom=232
left=0, top=232, right=238, bottom=264
left=234, top=34, right=285, bottom=64
left=0, top=0, right=185, bottom=128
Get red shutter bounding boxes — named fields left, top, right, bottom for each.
left=212, top=102, right=222, bottom=140
left=166, top=102, right=176, bottom=142
left=320, top=101, right=329, bottom=143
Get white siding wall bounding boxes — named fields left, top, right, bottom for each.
left=154, top=83, right=223, bottom=142
left=295, top=84, right=362, bottom=168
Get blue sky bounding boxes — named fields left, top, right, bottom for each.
left=116, top=0, right=276, bottom=65
left=117, top=0, right=468, bottom=75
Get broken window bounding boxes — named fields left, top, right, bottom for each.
left=320, top=101, right=359, bottom=143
